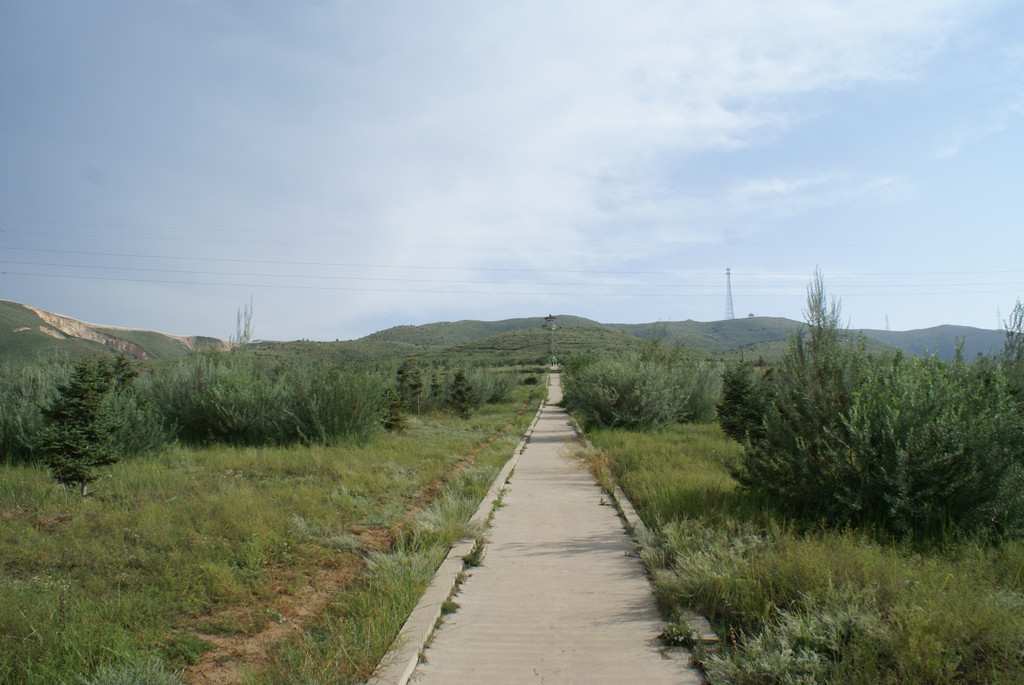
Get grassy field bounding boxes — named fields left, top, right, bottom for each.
left=0, top=385, right=543, bottom=684
left=587, top=424, right=1024, bottom=684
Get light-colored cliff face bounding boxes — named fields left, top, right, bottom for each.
left=24, top=306, right=155, bottom=359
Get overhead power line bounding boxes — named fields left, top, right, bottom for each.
left=4, top=269, right=1022, bottom=299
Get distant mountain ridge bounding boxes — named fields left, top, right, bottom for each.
left=365, top=315, right=1006, bottom=361
left=0, top=299, right=1007, bottom=363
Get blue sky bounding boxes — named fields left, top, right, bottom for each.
left=2, top=1, right=1022, bottom=341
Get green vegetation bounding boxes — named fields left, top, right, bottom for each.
left=144, top=351, right=389, bottom=447
left=448, top=370, right=475, bottom=419
left=1, top=297, right=1007, bottom=366
left=561, top=338, right=720, bottom=430
left=0, top=300, right=105, bottom=360
left=719, top=273, right=1024, bottom=540
left=363, top=315, right=606, bottom=348
left=4, top=293, right=1021, bottom=683
left=38, top=356, right=140, bottom=496
left=412, top=324, right=645, bottom=367
left=573, top=280, right=1024, bottom=683
left=256, top=414, right=532, bottom=684
left=0, top=360, right=64, bottom=465
left=0, top=383, right=542, bottom=684
left=0, top=310, right=546, bottom=684
left=1, top=349, right=529, bottom=467
left=588, top=425, right=1024, bottom=684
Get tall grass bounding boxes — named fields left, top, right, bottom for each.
left=588, top=425, right=1024, bottom=684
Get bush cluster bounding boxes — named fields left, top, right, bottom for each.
left=0, top=352, right=524, bottom=474
left=719, top=276, right=1024, bottom=539
left=561, top=347, right=720, bottom=430
left=0, top=359, right=163, bottom=467
left=145, top=352, right=387, bottom=446
left=393, top=360, right=518, bottom=417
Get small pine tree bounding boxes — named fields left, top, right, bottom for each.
left=449, top=370, right=475, bottom=419
left=40, top=356, right=133, bottom=496
left=382, top=387, right=407, bottom=432
left=716, top=361, right=766, bottom=443
left=396, top=360, right=424, bottom=415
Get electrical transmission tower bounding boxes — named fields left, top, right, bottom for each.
left=725, top=268, right=735, bottom=320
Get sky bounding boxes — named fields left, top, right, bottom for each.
left=2, top=1, right=1023, bottom=342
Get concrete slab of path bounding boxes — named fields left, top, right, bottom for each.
left=382, top=372, right=703, bottom=684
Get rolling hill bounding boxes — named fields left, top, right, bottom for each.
left=862, top=325, right=1004, bottom=360
left=363, top=315, right=606, bottom=348
left=0, top=299, right=1008, bottom=365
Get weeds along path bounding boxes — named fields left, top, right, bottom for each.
left=184, top=403, right=533, bottom=685
left=388, top=372, right=703, bottom=684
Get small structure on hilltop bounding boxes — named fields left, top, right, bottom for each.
left=544, top=314, right=557, bottom=365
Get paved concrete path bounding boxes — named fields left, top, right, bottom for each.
left=408, top=373, right=702, bottom=684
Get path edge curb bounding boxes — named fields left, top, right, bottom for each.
left=366, top=380, right=550, bottom=685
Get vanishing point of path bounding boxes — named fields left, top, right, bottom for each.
left=407, top=372, right=702, bottom=684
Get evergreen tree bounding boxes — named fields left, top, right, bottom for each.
left=382, top=387, right=407, bottom=431
left=716, top=361, right=766, bottom=443
left=40, top=356, right=133, bottom=496
left=396, top=360, right=423, bottom=414
left=449, top=370, right=475, bottom=419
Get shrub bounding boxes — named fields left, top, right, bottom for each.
left=679, top=360, right=723, bottom=423
left=561, top=354, right=682, bottom=429
left=285, top=366, right=389, bottom=444
left=142, top=351, right=288, bottom=445
left=466, top=368, right=517, bottom=406
left=828, top=354, right=1024, bottom=537
left=0, top=361, right=63, bottom=464
left=142, top=351, right=387, bottom=446
left=723, top=272, right=1024, bottom=539
left=561, top=351, right=719, bottom=430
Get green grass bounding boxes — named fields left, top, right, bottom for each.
left=0, top=386, right=543, bottom=684
left=255, top=447, right=524, bottom=684
left=588, top=424, right=1024, bottom=684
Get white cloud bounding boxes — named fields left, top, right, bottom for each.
left=2, top=0, right=1018, bottom=336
